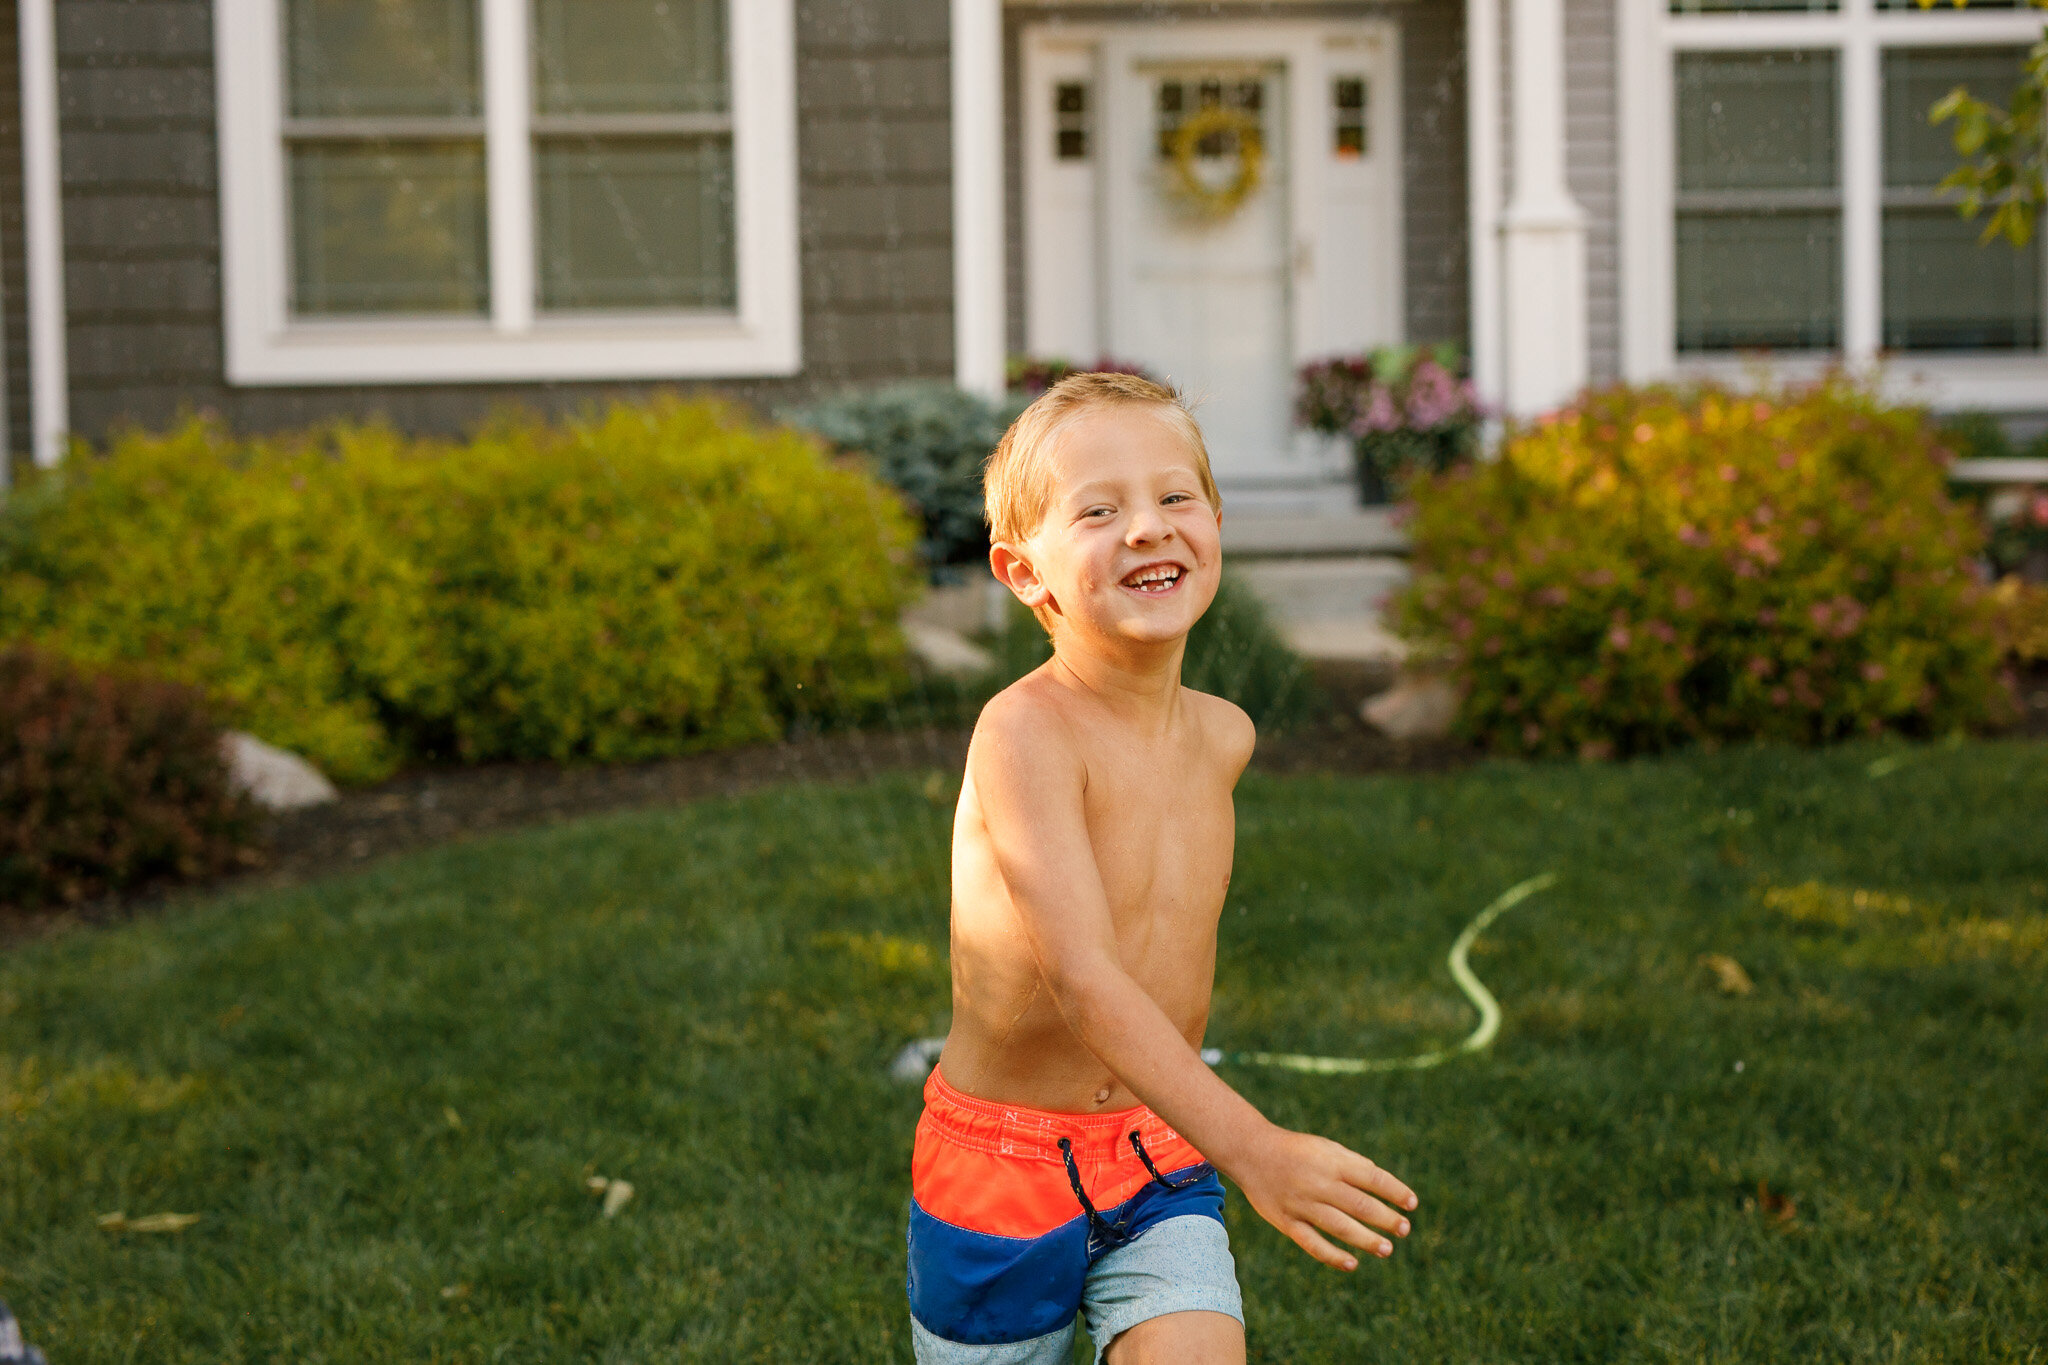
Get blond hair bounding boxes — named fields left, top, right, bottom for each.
left=984, top=372, right=1219, bottom=548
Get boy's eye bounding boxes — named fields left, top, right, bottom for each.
left=1085, top=506, right=1115, bottom=519
left=1162, top=493, right=1190, bottom=505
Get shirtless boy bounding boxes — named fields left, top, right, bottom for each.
left=906, top=373, right=1418, bottom=1364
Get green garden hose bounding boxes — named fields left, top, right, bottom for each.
left=1200, top=872, right=1557, bottom=1075
left=890, top=873, right=1558, bottom=1084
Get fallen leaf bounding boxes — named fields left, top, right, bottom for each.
left=1698, top=953, right=1754, bottom=995
left=443, top=1106, right=463, bottom=1130
left=97, top=1211, right=201, bottom=1233
left=440, top=1283, right=471, bottom=1301
left=1755, top=1179, right=1797, bottom=1225
left=585, top=1174, right=635, bottom=1217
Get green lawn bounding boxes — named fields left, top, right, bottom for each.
left=4, top=740, right=2045, bottom=1362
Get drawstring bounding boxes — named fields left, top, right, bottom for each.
left=1058, top=1129, right=1198, bottom=1251
left=1129, top=1130, right=1199, bottom=1190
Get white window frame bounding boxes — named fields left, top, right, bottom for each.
left=1619, top=0, right=2048, bottom=409
left=214, top=0, right=800, bottom=386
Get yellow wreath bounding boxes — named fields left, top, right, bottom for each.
left=1166, top=105, right=1265, bottom=222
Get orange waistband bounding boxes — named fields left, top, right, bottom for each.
left=921, top=1065, right=1192, bottom=1167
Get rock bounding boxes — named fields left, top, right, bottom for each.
left=1361, top=673, right=1459, bottom=741
left=221, top=731, right=339, bottom=810
left=903, top=621, right=995, bottom=677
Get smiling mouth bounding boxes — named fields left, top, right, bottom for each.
left=1120, top=563, right=1186, bottom=594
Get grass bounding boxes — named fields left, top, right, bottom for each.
left=3, top=739, right=2045, bottom=1362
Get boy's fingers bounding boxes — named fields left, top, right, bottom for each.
left=1334, top=1188, right=1410, bottom=1239
left=1342, top=1152, right=1418, bottom=1212
left=1287, top=1221, right=1358, bottom=1271
left=1310, top=1205, right=1394, bottom=1260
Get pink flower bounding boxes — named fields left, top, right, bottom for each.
left=1646, top=619, right=1677, bottom=644
left=1404, top=359, right=1467, bottom=429
left=1523, top=722, right=1544, bottom=748
left=1770, top=686, right=1789, bottom=706
left=1492, top=568, right=1516, bottom=590
left=1356, top=383, right=1402, bottom=434
left=1748, top=656, right=1773, bottom=678
left=1608, top=624, right=1633, bottom=652
left=1634, top=423, right=1655, bottom=444
left=1537, top=585, right=1569, bottom=607
left=1753, top=402, right=1773, bottom=422
left=1720, top=465, right=1739, bottom=483
left=2031, top=493, right=2048, bottom=526
left=1674, top=585, right=1697, bottom=611
left=1861, top=661, right=1887, bottom=682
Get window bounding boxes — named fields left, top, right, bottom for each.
left=1881, top=46, right=2039, bottom=349
left=1054, top=82, right=1090, bottom=161
left=1332, top=77, right=1368, bottom=159
left=217, top=0, right=799, bottom=385
left=1620, top=0, right=2047, bottom=406
left=1154, top=76, right=1264, bottom=160
left=1675, top=51, right=1840, bottom=350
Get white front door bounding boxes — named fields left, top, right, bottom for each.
left=1103, top=61, right=1294, bottom=489
left=1023, top=21, right=1405, bottom=502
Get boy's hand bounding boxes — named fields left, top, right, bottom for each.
left=1230, top=1125, right=1418, bottom=1271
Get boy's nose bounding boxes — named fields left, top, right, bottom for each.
left=1126, top=509, right=1173, bottom=545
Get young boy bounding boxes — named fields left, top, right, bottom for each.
left=906, top=374, right=1418, bottom=1364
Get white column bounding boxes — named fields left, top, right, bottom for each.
left=1499, top=0, right=1587, bottom=418
left=19, top=0, right=67, bottom=467
left=1465, top=0, right=1502, bottom=411
left=951, top=0, right=1006, bottom=399
left=482, top=0, right=535, bottom=334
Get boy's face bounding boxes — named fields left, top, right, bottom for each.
left=996, top=405, right=1222, bottom=650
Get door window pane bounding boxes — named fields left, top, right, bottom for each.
left=286, top=0, right=479, bottom=118
left=533, top=0, right=727, bottom=115
left=1882, top=47, right=2041, bottom=350
left=536, top=138, right=736, bottom=310
left=290, top=142, right=489, bottom=314
left=1675, top=51, right=1841, bottom=352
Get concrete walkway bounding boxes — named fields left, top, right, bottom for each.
left=1225, top=507, right=1412, bottom=664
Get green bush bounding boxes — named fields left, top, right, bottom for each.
left=994, top=573, right=1325, bottom=734
left=784, top=383, right=1025, bottom=579
left=1, top=647, right=257, bottom=909
left=0, top=399, right=921, bottom=782
left=1398, top=378, right=2006, bottom=757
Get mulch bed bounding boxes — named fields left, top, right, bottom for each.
left=9, top=659, right=2043, bottom=947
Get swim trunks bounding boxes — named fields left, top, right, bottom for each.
left=906, top=1067, right=1243, bottom=1363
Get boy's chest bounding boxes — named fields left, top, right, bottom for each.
left=1077, top=754, right=1236, bottom=921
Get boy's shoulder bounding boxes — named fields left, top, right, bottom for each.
left=1179, top=685, right=1257, bottom=773
left=968, top=669, right=1085, bottom=768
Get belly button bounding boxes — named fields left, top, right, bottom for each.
left=1093, top=1087, right=1111, bottom=1105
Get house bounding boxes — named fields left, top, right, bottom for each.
left=0, top=0, right=2041, bottom=505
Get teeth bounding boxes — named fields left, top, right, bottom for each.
left=1125, top=565, right=1182, bottom=589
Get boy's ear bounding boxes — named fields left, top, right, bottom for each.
left=989, top=542, right=1056, bottom=615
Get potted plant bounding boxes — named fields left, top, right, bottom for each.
left=1295, top=344, right=1482, bottom=505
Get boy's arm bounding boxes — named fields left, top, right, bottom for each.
left=972, top=702, right=1417, bottom=1270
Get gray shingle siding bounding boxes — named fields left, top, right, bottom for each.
left=51, top=0, right=956, bottom=444
left=1002, top=0, right=1470, bottom=359
left=1565, top=0, right=1618, bottom=385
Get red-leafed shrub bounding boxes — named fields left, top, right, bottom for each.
left=1398, top=378, right=2008, bottom=757
left=1, top=649, right=257, bottom=910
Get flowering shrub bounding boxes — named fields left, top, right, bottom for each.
left=1986, top=487, right=2048, bottom=580
left=1006, top=355, right=1157, bottom=398
left=1295, top=344, right=1481, bottom=503
left=1398, top=378, right=2007, bottom=757
left=0, top=399, right=920, bottom=782
left=1990, top=576, right=2048, bottom=664
left=1, top=648, right=257, bottom=909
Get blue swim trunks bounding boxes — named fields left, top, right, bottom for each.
left=906, top=1068, right=1243, bottom=1363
